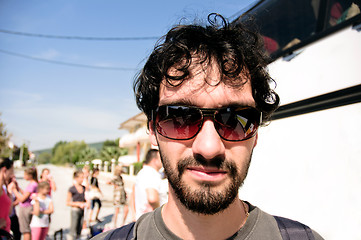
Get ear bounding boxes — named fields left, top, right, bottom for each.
left=253, top=133, right=258, bottom=148
left=148, top=121, right=158, bottom=146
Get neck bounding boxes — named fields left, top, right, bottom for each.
left=162, top=188, right=248, bottom=240
left=145, top=163, right=159, bottom=171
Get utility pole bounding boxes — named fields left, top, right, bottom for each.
left=19, top=143, right=24, bottom=166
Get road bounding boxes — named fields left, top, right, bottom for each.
left=15, top=164, right=135, bottom=239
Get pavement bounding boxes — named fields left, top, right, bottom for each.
left=14, top=164, right=136, bottom=240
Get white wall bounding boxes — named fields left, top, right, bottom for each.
left=240, top=27, right=361, bottom=239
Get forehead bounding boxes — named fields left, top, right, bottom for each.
left=159, top=62, right=255, bottom=108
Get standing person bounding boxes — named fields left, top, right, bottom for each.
left=30, top=181, right=54, bottom=240
left=134, top=149, right=163, bottom=220
left=94, top=14, right=324, bottom=239
left=81, top=165, right=90, bottom=191
left=12, top=167, right=38, bottom=240
left=88, top=168, right=102, bottom=223
left=7, top=176, right=21, bottom=240
left=107, top=165, right=129, bottom=228
left=39, top=168, right=56, bottom=196
left=0, top=157, right=14, bottom=235
left=66, top=170, right=87, bottom=240
left=81, top=165, right=90, bottom=230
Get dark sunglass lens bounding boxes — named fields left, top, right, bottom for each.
left=156, top=106, right=202, bottom=139
left=215, top=107, right=260, bottom=141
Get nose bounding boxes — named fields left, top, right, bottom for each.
left=192, top=118, right=225, bottom=161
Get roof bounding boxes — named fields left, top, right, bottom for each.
left=119, top=112, right=147, bottom=131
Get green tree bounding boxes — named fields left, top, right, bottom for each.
left=100, top=146, right=125, bottom=162
left=79, top=147, right=98, bottom=163
left=51, top=141, right=88, bottom=165
left=100, top=139, right=127, bottom=162
left=13, top=144, right=29, bottom=166
left=37, top=152, right=52, bottom=164
left=0, top=113, right=12, bottom=157
left=102, top=139, right=119, bottom=148
left=52, top=141, right=68, bottom=155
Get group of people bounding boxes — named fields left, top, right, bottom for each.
left=66, top=166, right=105, bottom=240
left=0, top=158, right=56, bottom=240
left=65, top=148, right=169, bottom=240
left=67, top=164, right=132, bottom=239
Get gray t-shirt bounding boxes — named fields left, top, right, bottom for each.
left=92, top=202, right=324, bottom=239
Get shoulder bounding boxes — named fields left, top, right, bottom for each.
left=140, top=166, right=161, bottom=179
left=252, top=205, right=324, bottom=240
left=68, top=185, right=75, bottom=192
left=242, top=203, right=324, bottom=240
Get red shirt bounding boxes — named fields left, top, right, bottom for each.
left=0, top=187, right=11, bottom=233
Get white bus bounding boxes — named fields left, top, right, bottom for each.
left=233, top=1, right=361, bottom=239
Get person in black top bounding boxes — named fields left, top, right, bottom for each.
left=89, top=168, right=102, bottom=223
left=66, top=170, right=87, bottom=240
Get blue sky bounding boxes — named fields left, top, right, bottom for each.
left=0, top=0, right=256, bottom=151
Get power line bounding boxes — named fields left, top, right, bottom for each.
left=0, top=29, right=160, bottom=41
left=0, top=48, right=137, bottom=71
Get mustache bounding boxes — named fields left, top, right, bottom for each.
left=177, top=155, right=238, bottom=177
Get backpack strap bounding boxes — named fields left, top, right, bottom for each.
left=104, top=222, right=135, bottom=240
left=274, top=216, right=315, bottom=240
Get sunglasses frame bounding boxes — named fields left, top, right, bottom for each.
left=152, top=105, right=262, bottom=142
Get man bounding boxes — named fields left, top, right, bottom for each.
left=133, top=149, right=163, bottom=220
left=93, top=13, right=323, bottom=239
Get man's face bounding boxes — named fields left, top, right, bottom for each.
left=149, top=61, right=258, bottom=215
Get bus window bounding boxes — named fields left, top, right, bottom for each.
left=239, top=0, right=319, bottom=55
left=326, top=0, right=360, bottom=28
left=237, top=0, right=361, bottom=59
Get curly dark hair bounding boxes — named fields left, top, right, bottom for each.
left=134, top=13, right=279, bottom=124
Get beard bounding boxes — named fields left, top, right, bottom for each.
left=159, top=150, right=252, bottom=215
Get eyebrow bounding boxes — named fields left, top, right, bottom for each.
left=159, top=102, right=255, bottom=109
left=159, top=99, right=195, bottom=107
left=159, top=95, right=256, bottom=108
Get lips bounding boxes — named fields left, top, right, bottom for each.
left=186, top=167, right=227, bottom=182
left=188, top=167, right=227, bottom=174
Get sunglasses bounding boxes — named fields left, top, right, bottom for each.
left=153, top=105, right=262, bottom=141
